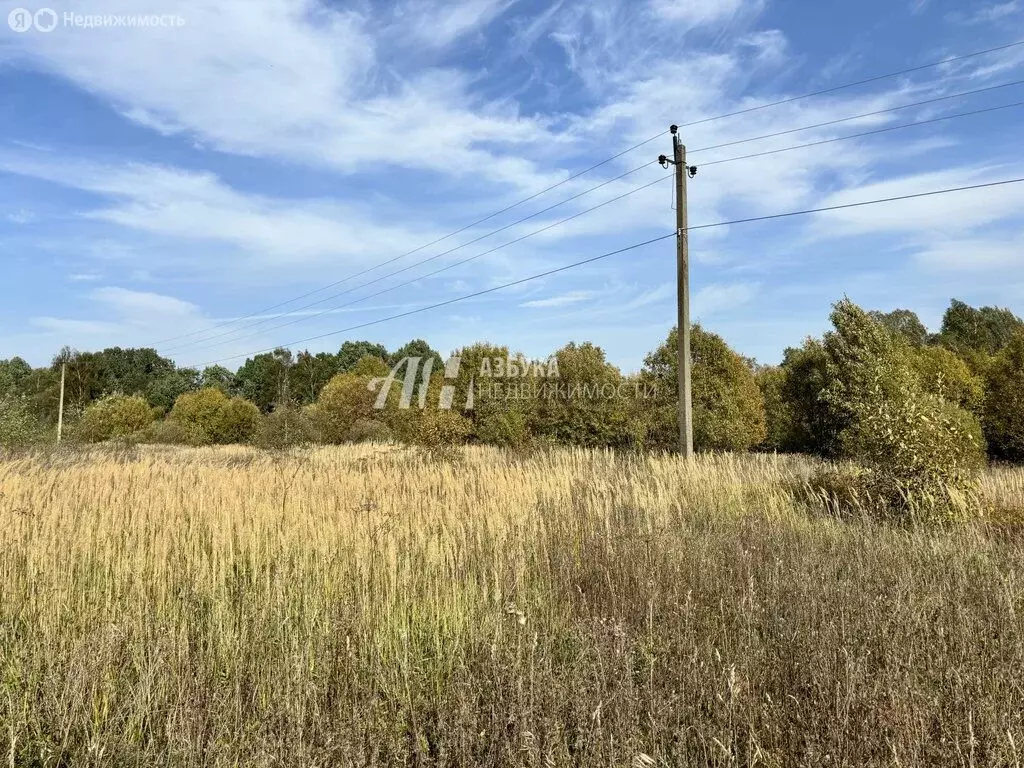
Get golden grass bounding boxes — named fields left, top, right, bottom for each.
left=1, top=445, right=1023, bottom=766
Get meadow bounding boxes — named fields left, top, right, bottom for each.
left=2, top=445, right=1023, bottom=767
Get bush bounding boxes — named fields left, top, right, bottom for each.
left=984, top=330, right=1024, bottom=462
left=169, top=388, right=261, bottom=444
left=840, top=391, right=986, bottom=522
left=0, top=396, right=49, bottom=448
left=823, top=300, right=986, bottom=522
left=309, top=373, right=381, bottom=444
left=140, top=419, right=200, bottom=446
left=253, top=406, right=317, bottom=450
left=78, top=394, right=154, bottom=443
left=169, top=388, right=228, bottom=443
left=213, top=397, right=261, bottom=444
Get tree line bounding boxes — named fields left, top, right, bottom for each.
left=2, top=298, right=1022, bottom=479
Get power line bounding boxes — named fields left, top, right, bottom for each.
left=179, top=172, right=673, bottom=360
left=689, top=77, right=1024, bottom=155
left=698, top=99, right=1024, bottom=168
left=162, top=160, right=662, bottom=354
left=152, top=38, right=1024, bottom=348
left=190, top=176, right=1024, bottom=368
left=175, top=94, right=1024, bottom=360
left=676, top=38, right=1024, bottom=129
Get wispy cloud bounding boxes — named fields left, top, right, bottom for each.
left=521, top=290, right=596, bottom=307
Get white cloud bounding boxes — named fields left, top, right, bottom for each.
left=693, top=282, right=759, bottom=318
left=521, top=290, right=595, bottom=307
left=915, top=237, right=1023, bottom=271
left=649, top=0, right=764, bottom=29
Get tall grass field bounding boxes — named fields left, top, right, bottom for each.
left=2, top=445, right=1023, bottom=766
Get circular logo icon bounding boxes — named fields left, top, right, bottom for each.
left=34, top=8, right=58, bottom=32
left=8, top=7, right=34, bottom=32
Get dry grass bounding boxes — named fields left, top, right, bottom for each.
left=1, top=445, right=1023, bottom=767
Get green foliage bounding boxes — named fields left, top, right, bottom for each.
left=0, top=357, right=33, bottom=398
left=840, top=392, right=985, bottom=522
left=147, top=368, right=200, bottom=413
left=169, top=388, right=262, bottom=444
left=200, top=365, right=236, bottom=394
left=235, top=349, right=293, bottom=412
left=350, top=355, right=391, bottom=378
left=389, top=339, right=444, bottom=371
left=78, top=394, right=155, bottom=443
left=534, top=342, right=634, bottom=449
left=822, top=299, right=986, bottom=521
left=755, top=365, right=793, bottom=452
left=253, top=406, right=318, bottom=450
left=0, top=396, right=49, bottom=448
left=868, top=309, right=929, bottom=347
left=983, top=330, right=1024, bottom=462
left=910, top=346, right=985, bottom=414
left=310, top=372, right=381, bottom=444
left=170, top=388, right=228, bottom=444
left=289, top=352, right=340, bottom=405
left=939, top=299, right=1023, bottom=357
left=641, top=326, right=766, bottom=452
left=213, top=398, right=262, bottom=444
left=336, top=341, right=389, bottom=373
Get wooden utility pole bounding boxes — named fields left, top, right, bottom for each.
left=57, top=361, right=66, bottom=444
left=660, top=125, right=694, bottom=458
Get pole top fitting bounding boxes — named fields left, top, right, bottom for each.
left=669, top=124, right=678, bottom=135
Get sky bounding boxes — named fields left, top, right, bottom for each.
left=1, top=0, right=1022, bottom=373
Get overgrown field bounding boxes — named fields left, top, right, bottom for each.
left=2, top=446, right=1023, bottom=767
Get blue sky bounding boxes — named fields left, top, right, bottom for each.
left=1, top=0, right=1022, bottom=372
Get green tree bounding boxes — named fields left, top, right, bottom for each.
left=235, top=348, right=293, bottom=412
left=78, top=394, right=154, bottom=442
left=755, top=365, right=794, bottom=452
left=389, top=339, right=444, bottom=372
left=0, top=357, right=33, bottom=398
left=535, top=342, right=634, bottom=448
left=213, top=397, right=262, bottom=444
left=310, top=371, right=383, bottom=444
left=822, top=299, right=985, bottom=520
left=289, top=351, right=340, bottom=405
left=868, top=309, right=929, bottom=347
left=939, top=299, right=1023, bottom=357
left=641, top=327, right=766, bottom=452
left=910, top=346, right=984, bottom=414
left=147, top=368, right=200, bottom=413
left=336, top=341, right=389, bottom=373
left=983, top=330, right=1024, bottom=462
left=200, top=365, right=236, bottom=394
left=0, top=395, right=48, bottom=448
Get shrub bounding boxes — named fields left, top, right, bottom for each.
left=984, top=330, right=1024, bottom=462
left=140, top=419, right=199, bottom=446
left=78, top=394, right=154, bottom=443
left=253, top=406, right=317, bottom=450
left=0, top=396, right=49, bottom=448
left=823, top=300, right=986, bottom=522
left=213, top=397, right=261, bottom=444
left=310, top=373, right=381, bottom=444
left=169, top=388, right=228, bottom=443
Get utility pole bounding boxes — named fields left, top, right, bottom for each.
left=57, top=361, right=66, bottom=444
left=660, top=125, right=696, bottom=458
